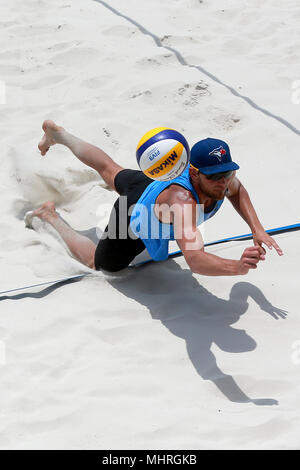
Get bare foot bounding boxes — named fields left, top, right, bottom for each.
left=38, top=120, right=64, bottom=156
left=32, top=201, right=58, bottom=221
left=25, top=201, right=58, bottom=228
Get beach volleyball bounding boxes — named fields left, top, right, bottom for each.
left=136, top=127, right=190, bottom=181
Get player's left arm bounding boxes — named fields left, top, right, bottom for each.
left=226, top=175, right=283, bottom=256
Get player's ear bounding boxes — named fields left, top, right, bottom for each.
left=189, top=166, right=199, bottom=180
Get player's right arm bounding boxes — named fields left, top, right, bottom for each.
left=170, top=192, right=264, bottom=276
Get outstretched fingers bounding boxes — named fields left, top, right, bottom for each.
left=265, top=237, right=284, bottom=256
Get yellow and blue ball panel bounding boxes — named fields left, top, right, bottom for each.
left=136, top=128, right=190, bottom=181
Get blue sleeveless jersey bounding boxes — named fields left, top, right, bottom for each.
left=129, top=167, right=224, bottom=261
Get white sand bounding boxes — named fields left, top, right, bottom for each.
left=0, top=0, right=300, bottom=449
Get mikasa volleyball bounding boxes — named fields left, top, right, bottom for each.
left=136, top=127, right=190, bottom=181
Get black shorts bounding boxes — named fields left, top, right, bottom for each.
left=94, top=169, right=153, bottom=272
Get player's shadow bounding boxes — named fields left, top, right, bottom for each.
left=109, top=259, right=288, bottom=406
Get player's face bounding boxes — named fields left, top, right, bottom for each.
left=197, top=172, right=234, bottom=200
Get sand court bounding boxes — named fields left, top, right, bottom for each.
left=0, top=0, right=300, bottom=449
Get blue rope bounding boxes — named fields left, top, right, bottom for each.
left=134, top=222, right=300, bottom=266
left=0, top=274, right=89, bottom=296
left=1, top=222, right=299, bottom=294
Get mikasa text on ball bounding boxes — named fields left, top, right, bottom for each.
left=136, top=127, right=190, bottom=181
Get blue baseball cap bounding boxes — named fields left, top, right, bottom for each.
left=190, top=138, right=239, bottom=175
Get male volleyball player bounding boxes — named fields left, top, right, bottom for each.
left=25, top=120, right=283, bottom=274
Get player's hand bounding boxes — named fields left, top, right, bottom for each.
left=253, top=229, right=283, bottom=256
left=237, top=246, right=265, bottom=275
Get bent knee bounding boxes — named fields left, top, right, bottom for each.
left=98, top=165, right=124, bottom=192
left=94, top=260, right=128, bottom=272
